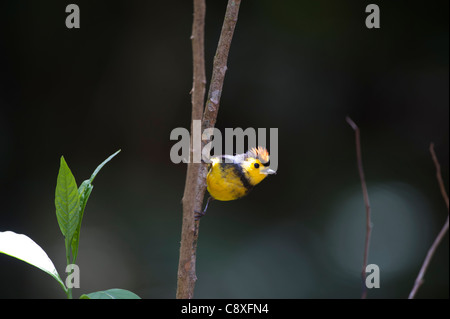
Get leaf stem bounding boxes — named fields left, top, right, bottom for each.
left=65, top=240, right=73, bottom=299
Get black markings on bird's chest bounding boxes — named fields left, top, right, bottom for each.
left=225, top=163, right=253, bottom=192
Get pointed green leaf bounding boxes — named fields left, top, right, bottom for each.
left=89, top=150, right=121, bottom=184
left=0, top=231, right=67, bottom=293
left=80, top=288, right=141, bottom=299
left=55, top=156, right=80, bottom=244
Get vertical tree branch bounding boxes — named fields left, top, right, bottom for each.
left=408, top=143, right=449, bottom=299
left=190, top=1, right=207, bottom=124
left=346, top=116, right=372, bottom=299
left=176, top=0, right=241, bottom=299
left=176, top=0, right=206, bottom=300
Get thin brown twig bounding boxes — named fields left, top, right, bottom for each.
left=429, top=143, right=449, bottom=210
left=346, top=116, right=372, bottom=299
left=408, top=143, right=449, bottom=299
left=201, top=0, right=241, bottom=132
left=176, top=0, right=241, bottom=299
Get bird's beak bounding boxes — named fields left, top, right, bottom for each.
left=261, top=168, right=276, bottom=175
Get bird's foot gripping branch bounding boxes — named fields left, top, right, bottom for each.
left=171, top=120, right=279, bottom=220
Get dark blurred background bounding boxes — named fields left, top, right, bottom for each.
left=0, top=0, right=448, bottom=298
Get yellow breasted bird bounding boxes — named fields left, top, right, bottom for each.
left=195, top=146, right=276, bottom=220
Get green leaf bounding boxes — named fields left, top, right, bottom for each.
left=70, top=150, right=120, bottom=263
left=80, top=288, right=141, bottom=299
left=55, top=156, right=80, bottom=245
left=71, top=181, right=93, bottom=263
left=0, top=231, right=67, bottom=294
left=89, top=149, right=121, bottom=184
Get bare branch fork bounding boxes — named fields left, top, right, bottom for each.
left=176, top=0, right=242, bottom=299
left=408, top=143, right=449, bottom=299
left=346, top=116, right=372, bottom=299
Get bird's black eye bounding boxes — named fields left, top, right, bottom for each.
left=254, top=163, right=260, bottom=169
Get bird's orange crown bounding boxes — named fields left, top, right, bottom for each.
left=247, top=146, right=270, bottom=164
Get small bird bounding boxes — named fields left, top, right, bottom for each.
left=195, top=146, right=276, bottom=220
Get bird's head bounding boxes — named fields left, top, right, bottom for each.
left=242, top=146, right=276, bottom=186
